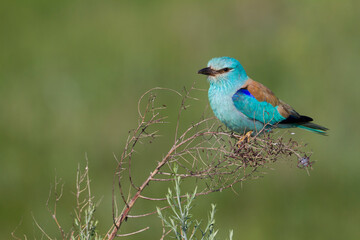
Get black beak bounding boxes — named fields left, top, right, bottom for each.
left=198, top=67, right=217, bottom=76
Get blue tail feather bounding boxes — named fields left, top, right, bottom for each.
left=297, top=122, right=328, bottom=135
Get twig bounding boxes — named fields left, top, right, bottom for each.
left=116, top=227, right=150, bottom=237
left=31, top=213, right=53, bottom=240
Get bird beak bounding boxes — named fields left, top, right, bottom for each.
left=198, top=67, right=217, bottom=76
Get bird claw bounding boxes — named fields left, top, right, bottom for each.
left=236, top=131, right=253, bottom=147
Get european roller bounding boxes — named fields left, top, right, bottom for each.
left=198, top=57, right=328, bottom=139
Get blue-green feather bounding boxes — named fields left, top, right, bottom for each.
left=232, top=88, right=286, bottom=125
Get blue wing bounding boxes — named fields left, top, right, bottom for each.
left=232, top=88, right=286, bottom=125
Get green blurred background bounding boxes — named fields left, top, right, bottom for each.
left=1, top=0, right=360, bottom=239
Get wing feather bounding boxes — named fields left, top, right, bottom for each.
left=232, top=78, right=309, bottom=125
left=244, top=78, right=280, bottom=107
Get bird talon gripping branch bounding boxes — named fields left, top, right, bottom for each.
left=236, top=131, right=253, bottom=147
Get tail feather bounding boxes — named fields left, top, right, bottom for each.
left=297, top=122, right=329, bottom=136
left=278, top=113, right=328, bottom=135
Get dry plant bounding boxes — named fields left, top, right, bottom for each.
left=157, top=167, right=234, bottom=240
left=105, top=85, right=312, bottom=239
left=12, top=85, right=312, bottom=240
left=12, top=161, right=102, bottom=240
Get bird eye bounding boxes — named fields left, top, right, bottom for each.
left=217, top=67, right=232, bottom=74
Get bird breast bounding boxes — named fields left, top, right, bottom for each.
left=208, top=87, right=244, bottom=129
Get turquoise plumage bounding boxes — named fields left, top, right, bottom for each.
left=232, top=88, right=286, bottom=125
left=198, top=57, right=328, bottom=135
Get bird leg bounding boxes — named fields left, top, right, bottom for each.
left=236, top=131, right=253, bottom=146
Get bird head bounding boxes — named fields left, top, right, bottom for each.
left=198, top=57, right=248, bottom=85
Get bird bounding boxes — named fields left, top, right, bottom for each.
left=198, top=57, right=328, bottom=140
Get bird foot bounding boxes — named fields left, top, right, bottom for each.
left=236, top=131, right=253, bottom=147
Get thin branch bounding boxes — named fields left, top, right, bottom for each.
left=160, top=229, right=172, bottom=240
left=11, top=218, right=23, bottom=240
left=31, top=213, right=53, bottom=240
left=116, top=227, right=150, bottom=237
